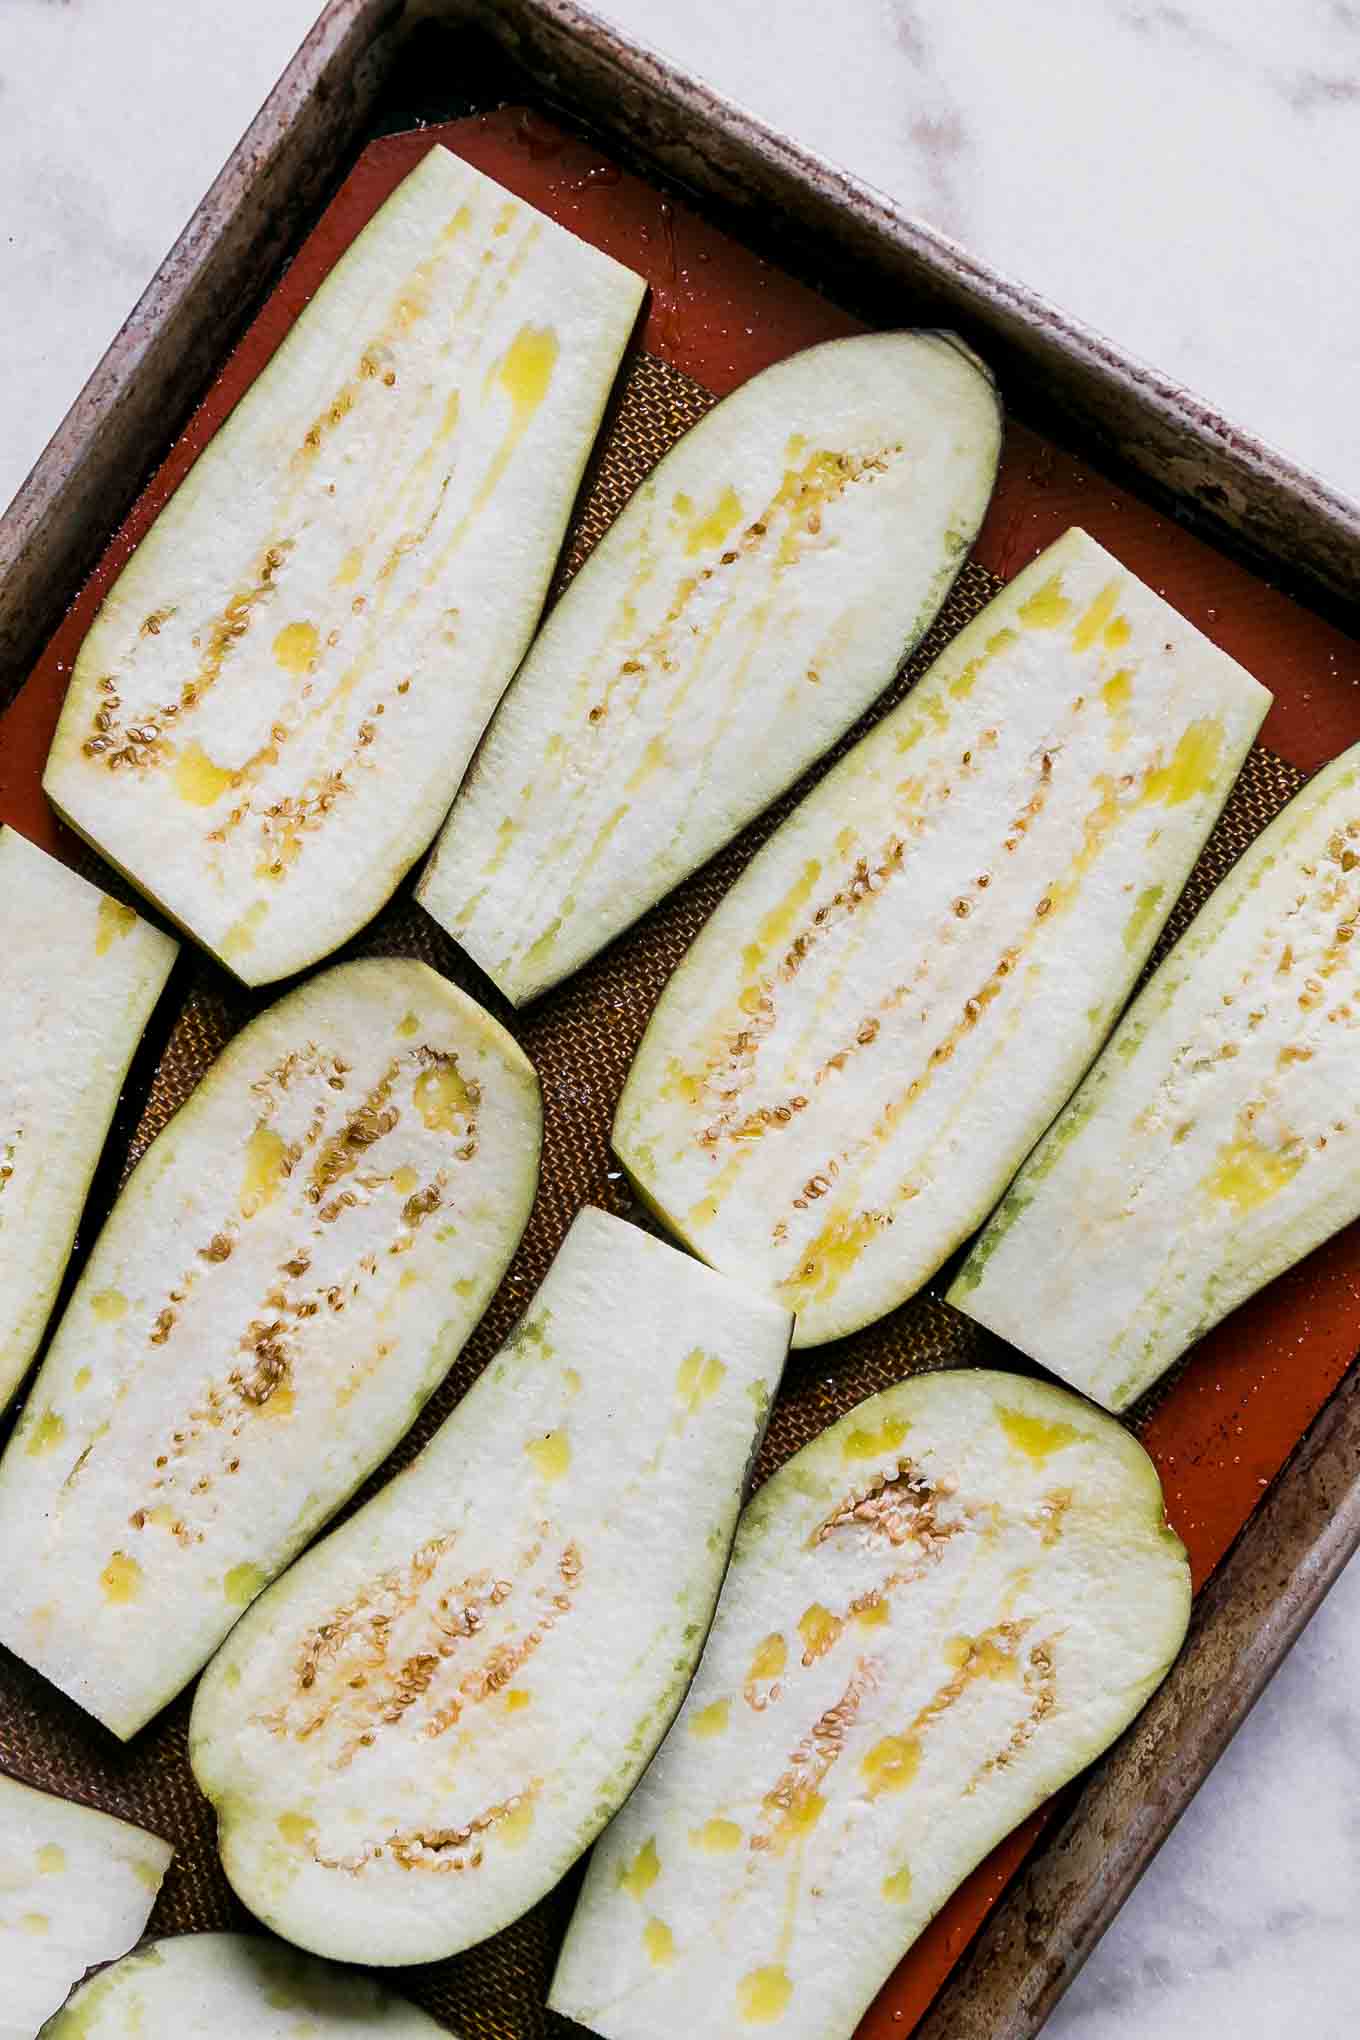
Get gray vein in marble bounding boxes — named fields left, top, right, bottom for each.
left=893, top=4, right=972, bottom=241
left=1115, top=4, right=1235, bottom=55
left=1281, top=69, right=1360, bottom=110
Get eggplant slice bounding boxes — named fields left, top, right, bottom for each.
left=0, top=1773, right=171, bottom=2040
left=952, top=738, right=1360, bottom=1408
left=615, top=527, right=1270, bottom=1345
left=419, top=331, right=1002, bottom=1003
left=550, top=1369, right=1190, bottom=2040
left=0, top=827, right=176, bottom=1414
left=44, top=146, right=645, bottom=986
left=0, top=958, right=540, bottom=1738
left=190, top=1207, right=790, bottom=1965
left=39, top=1933, right=445, bottom=2037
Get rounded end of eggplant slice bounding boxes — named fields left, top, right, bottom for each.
left=38, top=1931, right=447, bottom=2036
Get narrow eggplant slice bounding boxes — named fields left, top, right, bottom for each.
left=43, top=146, right=644, bottom=987
left=418, top=332, right=1001, bottom=1003
left=0, top=829, right=177, bottom=1413
left=0, top=1774, right=171, bottom=2040
left=615, top=527, right=1271, bottom=1346
left=189, top=1208, right=790, bottom=1966
left=0, top=959, right=540, bottom=1739
left=39, top=1933, right=445, bottom=2038
left=550, top=1369, right=1190, bottom=2040
left=950, top=740, right=1360, bottom=1409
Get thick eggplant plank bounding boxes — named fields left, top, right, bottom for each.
left=43, top=146, right=644, bottom=986
left=0, top=1774, right=171, bottom=2040
left=39, top=1933, right=445, bottom=2038
left=0, top=959, right=540, bottom=1739
left=550, top=1369, right=1190, bottom=2040
left=419, top=332, right=1001, bottom=1003
left=0, top=829, right=177, bottom=1413
left=190, top=1208, right=790, bottom=1965
left=615, top=528, right=1271, bottom=1345
left=951, top=740, right=1360, bottom=1409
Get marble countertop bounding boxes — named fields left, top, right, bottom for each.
left=1, top=1, right=1357, bottom=2033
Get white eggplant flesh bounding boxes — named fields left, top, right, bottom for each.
left=38, top=1933, right=446, bottom=2038
left=43, top=146, right=645, bottom=986
left=189, top=1207, right=791, bottom=1966
left=550, top=1369, right=1190, bottom=2040
left=0, top=828, right=177, bottom=1412
left=0, top=1774, right=171, bottom=2040
left=615, top=527, right=1271, bottom=1345
left=951, top=740, right=1360, bottom=1409
left=0, top=959, right=540, bottom=1739
left=418, top=331, right=1002, bottom=1003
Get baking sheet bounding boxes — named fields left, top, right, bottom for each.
left=2, top=102, right=1359, bottom=2040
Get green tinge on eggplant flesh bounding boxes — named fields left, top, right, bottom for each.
left=0, top=827, right=177, bottom=1414
left=39, top=1933, right=446, bottom=2038
left=189, top=1208, right=791, bottom=1967
left=43, top=145, right=645, bottom=986
left=550, top=1370, right=1190, bottom=2040
left=615, top=526, right=1271, bottom=1346
left=0, top=1774, right=171, bottom=2040
left=952, top=739, right=1360, bottom=1409
left=0, top=958, right=540, bottom=1739
left=419, top=330, right=1002, bottom=1004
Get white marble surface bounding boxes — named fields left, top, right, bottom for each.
left=602, top=0, right=1360, bottom=500
left=1, top=2, right=1358, bottom=2035
left=1047, top=1571, right=1360, bottom=2038
left=0, top=0, right=322, bottom=513
left=2, top=0, right=1359, bottom=511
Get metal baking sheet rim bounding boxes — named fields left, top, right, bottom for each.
left=0, top=1, right=1357, bottom=2031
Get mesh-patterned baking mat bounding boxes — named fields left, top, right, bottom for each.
left=0, top=348, right=1307, bottom=2036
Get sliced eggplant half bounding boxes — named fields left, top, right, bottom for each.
left=0, top=1773, right=171, bottom=2040
left=39, top=1933, right=446, bottom=2038
left=550, top=1368, right=1190, bottom=2040
left=418, top=331, right=1002, bottom=1003
left=0, top=958, right=540, bottom=1739
left=189, top=1207, right=791, bottom=1965
left=0, top=828, right=177, bottom=1413
left=44, top=146, right=645, bottom=986
left=616, top=527, right=1271, bottom=1345
left=951, top=740, right=1360, bottom=1409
